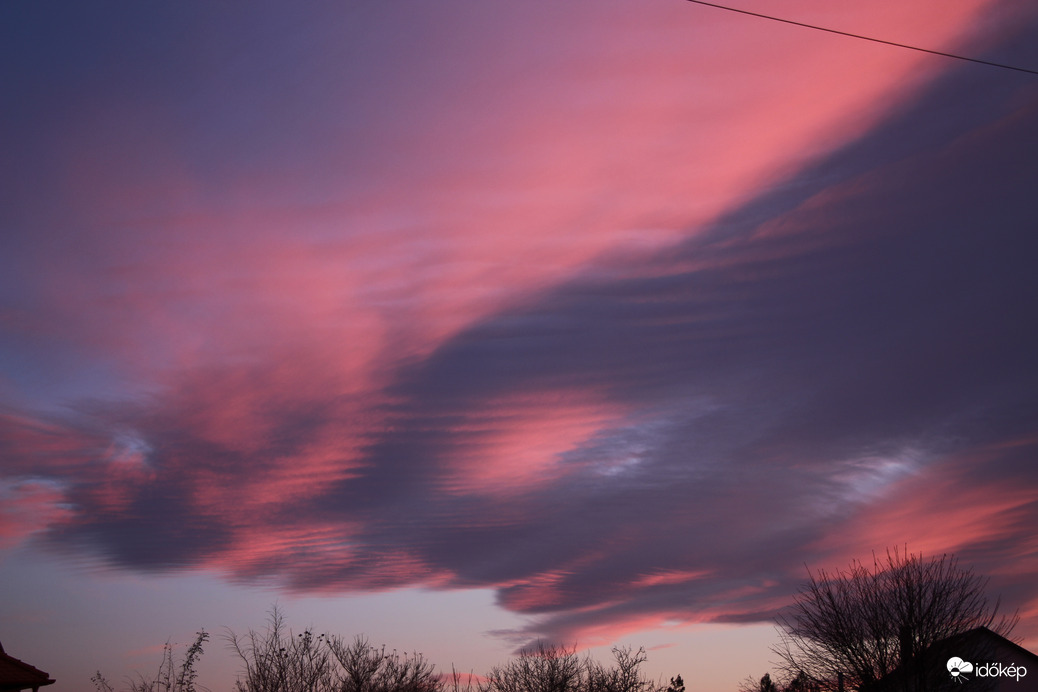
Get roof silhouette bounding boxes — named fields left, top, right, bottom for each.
left=0, top=641, right=55, bottom=692
left=876, top=627, right=1038, bottom=692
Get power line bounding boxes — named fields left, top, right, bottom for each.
left=685, top=0, right=1038, bottom=76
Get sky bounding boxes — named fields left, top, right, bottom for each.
left=2, top=2, right=1038, bottom=691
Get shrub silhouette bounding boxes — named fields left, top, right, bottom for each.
left=478, top=642, right=663, bottom=692
left=93, top=630, right=209, bottom=692
left=94, top=606, right=669, bottom=692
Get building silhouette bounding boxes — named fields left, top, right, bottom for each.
left=0, top=641, right=55, bottom=692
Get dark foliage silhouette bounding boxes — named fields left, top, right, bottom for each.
left=738, top=672, right=780, bottom=692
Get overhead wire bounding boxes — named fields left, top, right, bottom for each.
left=685, top=0, right=1038, bottom=77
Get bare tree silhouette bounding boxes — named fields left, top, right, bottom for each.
left=326, top=636, right=439, bottom=692
left=96, top=607, right=667, bottom=692
left=773, top=548, right=1016, bottom=692
left=478, top=643, right=663, bottom=692
left=226, top=606, right=441, bottom=692
left=226, top=606, right=334, bottom=692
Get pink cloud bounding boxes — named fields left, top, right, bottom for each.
left=18, top=0, right=1001, bottom=405
left=631, top=570, right=713, bottom=589
left=813, top=440, right=1038, bottom=565
left=0, top=480, right=71, bottom=548
left=428, top=392, right=627, bottom=497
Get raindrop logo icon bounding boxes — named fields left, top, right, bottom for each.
left=948, top=657, right=974, bottom=683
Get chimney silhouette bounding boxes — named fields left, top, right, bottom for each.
left=899, top=625, right=914, bottom=665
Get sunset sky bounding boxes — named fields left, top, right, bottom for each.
left=2, top=2, right=1038, bottom=691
